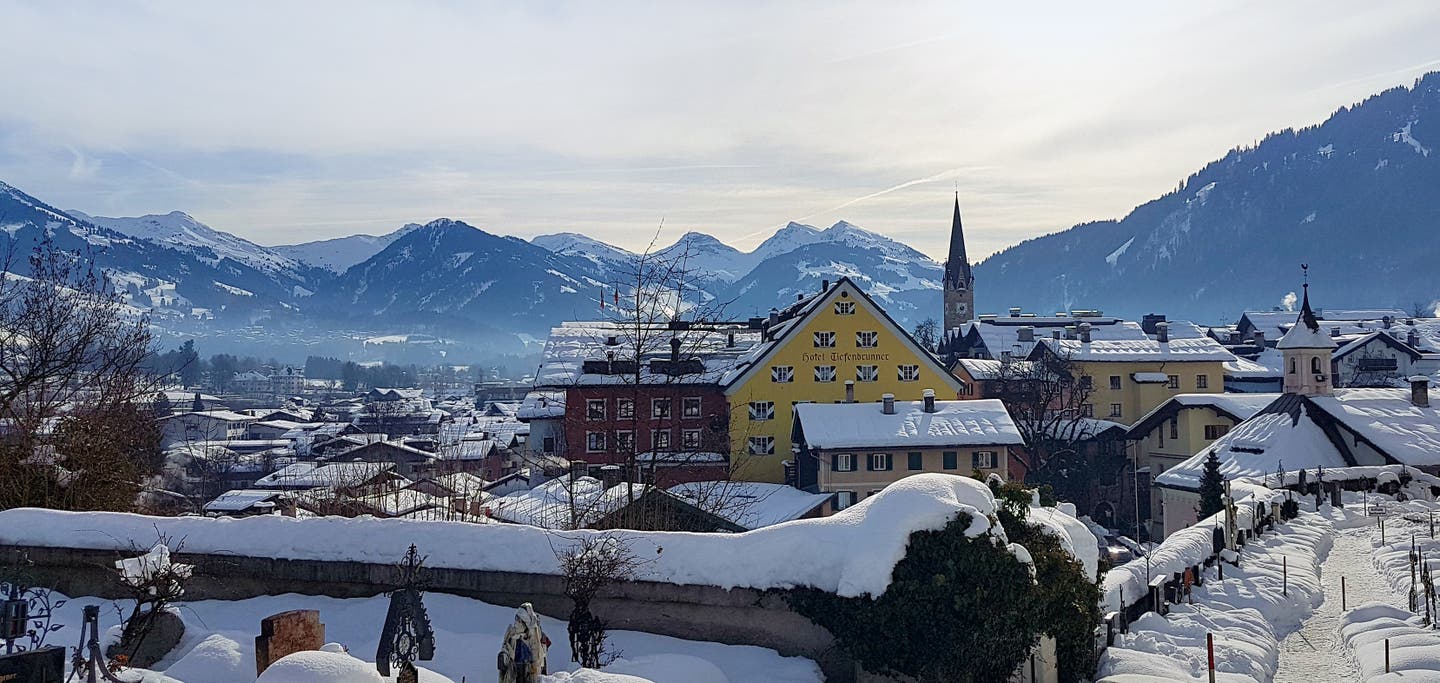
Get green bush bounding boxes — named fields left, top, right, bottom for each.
left=788, top=507, right=1101, bottom=683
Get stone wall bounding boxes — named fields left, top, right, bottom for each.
left=2, top=543, right=861, bottom=682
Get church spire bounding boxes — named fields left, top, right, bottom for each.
left=943, top=193, right=975, bottom=333
left=1298, top=265, right=1320, bottom=333
left=945, top=192, right=970, bottom=285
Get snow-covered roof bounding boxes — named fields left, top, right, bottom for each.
left=1155, top=387, right=1440, bottom=490
left=668, top=481, right=832, bottom=530
left=253, top=461, right=396, bottom=489
left=1151, top=320, right=1209, bottom=340
left=962, top=318, right=1147, bottom=358
left=202, top=489, right=281, bottom=513
left=535, top=320, right=764, bottom=387
left=1128, top=393, right=1281, bottom=438
left=1223, top=355, right=1280, bottom=379
left=794, top=398, right=1023, bottom=450
left=1332, top=330, right=1422, bottom=360
left=1319, top=308, right=1408, bottom=321
left=1310, top=388, right=1440, bottom=468
left=489, top=477, right=649, bottom=529
left=952, top=358, right=1009, bottom=380
left=163, top=409, right=256, bottom=423
left=514, top=390, right=563, bottom=420
left=1035, top=336, right=1235, bottom=362
left=1277, top=319, right=1337, bottom=349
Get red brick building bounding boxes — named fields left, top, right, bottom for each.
left=563, top=381, right=731, bottom=486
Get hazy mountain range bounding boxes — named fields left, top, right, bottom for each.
left=2, top=71, right=1437, bottom=361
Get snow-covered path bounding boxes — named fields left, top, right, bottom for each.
left=1275, top=512, right=1399, bottom=683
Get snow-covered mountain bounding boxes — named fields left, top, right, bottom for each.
left=974, top=71, right=1440, bottom=322
left=1, top=182, right=305, bottom=319
left=531, top=232, right=636, bottom=271
left=273, top=224, right=421, bottom=274
left=723, top=221, right=943, bottom=326
left=750, top=221, right=825, bottom=263
left=314, top=219, right=607, bottom=336
left=69, top=210, right=312, bottom=282
left=654, top=231, right=755, bottom=283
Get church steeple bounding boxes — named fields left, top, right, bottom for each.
left=1278, top=265, right=1335, bottom=396
left=943, top=193, right=975, bottom=333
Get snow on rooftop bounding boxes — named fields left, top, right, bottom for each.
left=794, top=398, right=1023, bottom=450
left=253, top=461, right=394, bottom=489
left=1277, top=313, right=1337, bottom=350
left=1134, top=393, right=1282, bottom=429
left=1310, top=388, right=1440, bottom=468
left=203, top=489, right=281, bottom=513
left=1155, top=409, right=1339, bottom=490
left=668, top=481, right=831, bottom=529
left=0, top=473, right=1010, bottom=598
left=966, top=318, right=1148, bottom=357
left=1038, top=336, right=1235, bottom=362
left=535, top=321, right=764, bottom=387
left=1224, top=355, right=1281, bottom=378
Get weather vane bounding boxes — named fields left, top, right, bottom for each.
left=1301, top=263, right=1309, bottom=289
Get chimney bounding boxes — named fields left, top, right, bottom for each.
left=1016, top=326, right=1034, bottom=343
left=1155, top=322, right=1169, bottom=343
left=821, top=279, right=830, bottom=292
left=1412, top=376, right=1431, bottom=408
left=599, top=464, right=622, bottom=489
left=1079, top=322, right=1092, bottom=343
left=605, top=335, right=619, bottom=346
left=1330, top=327, right=1340, bottom=337
left=669, top=336, right=681, bottom=363
left=922, top=388, right=936, bottom=413
left=1052, top=330, right=1062, bottom=340
left=768, top=308, right=780, bottom=327
left=844, top=380, right=855, bottom=403
left=1383, top=316, right=1393, bottom=329
left=569, top=459, right=587, bottom=483
left=881, top=393, right=896, bottom=415
left=726, top=332, right=736, bottom=348
left=1009, top=307, right=1022, bottom=318
left=1409, top=329, right=1420, bottom=348
left=1252, top=330, right=1265, bottom=347
left=797, top=293, right=805, bottom=301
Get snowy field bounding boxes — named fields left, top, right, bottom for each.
left=35, top=589, right=822, bottom=683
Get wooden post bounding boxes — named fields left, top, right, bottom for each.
left=1342, top=576, right=1347, bottom=611
left=1382, top=517, right=1386, bottom=545
left=1283, top=556, right=1288, bottom=597
left=1207, top=632, right=1216, bottom=683
left=1386, top=638, right=1391, bottom=673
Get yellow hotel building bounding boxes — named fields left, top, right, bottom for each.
left=721, top=277, right=963, bottom=483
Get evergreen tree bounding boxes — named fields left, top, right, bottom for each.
left=1198, top=450, right=1225, bottom=518
left=152, top=392, right=173, bottom=417
left=176, top=339, right=202, bottom=387
left=190, top=392, right=205, bottom=413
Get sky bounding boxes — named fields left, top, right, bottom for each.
left=1, top=1, right=1439, bottom=262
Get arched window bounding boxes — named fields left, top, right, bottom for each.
left=1311, top=356, right=1322, bottom=374
left=1289, top=358, right=1296, bottom=375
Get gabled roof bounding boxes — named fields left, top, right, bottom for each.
left=1155, top=387, right=1440, bottom=490
left=720, top=277, right=962, bottom=392
left=1333, top=330, right=1422, bottom=361
left=1127, top=393, right=1282, bottom=440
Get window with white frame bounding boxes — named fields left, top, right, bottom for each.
left=1196, top=374, right=1209, bottom=389
left=834, top=301, right=855, bottom=315
left=856, top=331, right=879, bottom=348
left=653, top=429, right=671, bottom=450
left=868, top=453, right=891, bottom=471
left=1204, top=424, right=1230, bottom=440
left=748, top=436, right=775, bottom=455
left=814, top=365, right=836, bottom=382
left=1167, top=374, right=1180, bottom=389
left=748, top=401, right=775, bottom=421
left=834, top=490, right=856, bottom=510
left=586, top=432, right=606, bottom=452
left=615, top=430, right=635, bottom=452
left=972, top=451, right=997, bottom=469
left=1109, top=403, right=1122, bottom=418
left=834, top=453, right=855, bottom=472
left=813, top=331, right=836, bottom=348
left=856, top=365, right=878, bottom=382
left=652, top=398, right=671, bottom=419
left=682, top=397, right=702, bottom=418
left=897, top=364, right=920, bottom=382
left=681, top=429, right=701, bottom=449
left=771, top=365, right=794, bottom=383
left=586, top=399, right=605, bottom=420
left=617, top=398, right=634, bottom=419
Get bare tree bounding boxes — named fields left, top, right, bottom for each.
left=912, top=318, right=939, bottom=353
left=987, top=350, right=1101, bottom=505
left=0, top=239, right=163, bottom=511
left=556, top=534, right=644, bottom=669
left=535, top=227, right=759, bottom=530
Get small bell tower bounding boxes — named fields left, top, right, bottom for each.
left=1277, top=265, right=1335, bottom=396
left=943, top=193, right=975, bottom=334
